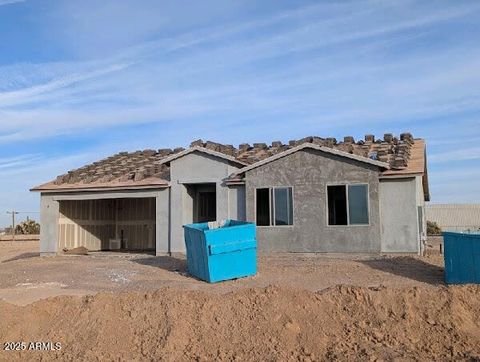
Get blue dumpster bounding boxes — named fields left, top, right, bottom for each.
left=443, top=232, right=480, bottom=284
left=183, top=220, right=257, bottom=283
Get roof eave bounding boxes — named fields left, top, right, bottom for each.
left=30, top=184, right=170, bottom=193
left=225, top=178, right=246, bottom=186
left=379, top=172, right=423, bottom=179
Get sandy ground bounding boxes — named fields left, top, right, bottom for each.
left=0, top=239, right=445, bottom=306
left=3, top=237, right=479, bottom=361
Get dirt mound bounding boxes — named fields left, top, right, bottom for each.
left=1, top=285, right=480, bottom=361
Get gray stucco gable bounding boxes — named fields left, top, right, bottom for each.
left=159, top=146, right=248, bottom=169
left=230, top=142, right=389, bottom=180
left=243, top=148, right=383, bottom=253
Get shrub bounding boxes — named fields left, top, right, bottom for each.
left=427, top=221, right=442, bottom=236
left=15, top=219, right=40, bottom=235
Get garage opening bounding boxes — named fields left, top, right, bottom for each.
left=58, top=198, right=156, bottom=252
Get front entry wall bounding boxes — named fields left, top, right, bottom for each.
left=169, top=151, right=243, bottom=252
left=58, top=198, right=155, bottom=251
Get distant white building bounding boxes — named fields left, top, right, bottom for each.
left=426, top=204, right=480, bottom=232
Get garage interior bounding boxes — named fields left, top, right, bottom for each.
left=58, top=198, right=156, bottom=252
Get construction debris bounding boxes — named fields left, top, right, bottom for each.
left=62, top=247, right=89, bottom=255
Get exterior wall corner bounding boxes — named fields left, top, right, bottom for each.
left=39, top=194, right=60, bottom=255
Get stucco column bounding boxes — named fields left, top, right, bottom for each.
left=39, top=194, right=59, bottom=256
left=155, top=189, right=170, bottom=255
left=170, top=182, right=186, bottom=253
left=216, top=182, right=229, bottom=221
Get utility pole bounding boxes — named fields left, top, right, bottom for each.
left=6, top=211, right=19, bottom=241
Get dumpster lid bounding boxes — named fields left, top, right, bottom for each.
left=183, top=220, right=254, bottom=231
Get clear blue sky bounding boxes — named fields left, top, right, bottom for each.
left=0, top=0, right=479, bottom=227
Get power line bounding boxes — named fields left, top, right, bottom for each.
left=2, top=211, right=39, bottom=214
left=6, top=211, right=19, bottom=241
left=3, top=211, right=40, bottom=241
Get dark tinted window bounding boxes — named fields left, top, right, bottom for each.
left=256, top=188, right=270, bottom=226
left=327, top=185, right=347, bottom=225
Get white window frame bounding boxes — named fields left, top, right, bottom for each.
left=254, top=186, right=294, bottom=227
left=326, top=183, right=370, bottom=227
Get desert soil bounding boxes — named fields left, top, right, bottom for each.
left=2, top=237, right=479, bottom=361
